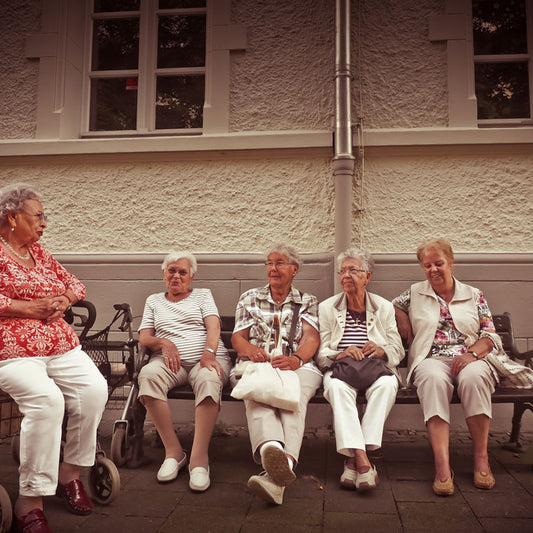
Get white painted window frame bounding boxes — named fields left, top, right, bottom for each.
left=25, top=0, right=246, bottom=140
left=429, top=0, right=533, bottom=127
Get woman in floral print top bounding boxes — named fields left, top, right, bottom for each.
left=0, top=184, right=107, bottom=532
left=393, top=238, right=501, bottom=497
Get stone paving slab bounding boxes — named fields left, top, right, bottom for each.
left=1, top=426, right=533, bottom=532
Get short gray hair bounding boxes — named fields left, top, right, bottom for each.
left=265, top=243, right=303, bottom=270
left=161, top=251, right=197, bottom=275
left=0, top=184, right=41, bottom=226
left=337, top=247, right=374, bottom=273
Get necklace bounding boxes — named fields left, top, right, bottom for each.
left=0, top=233, right=30, bottom=261
left=348, top=309, right=366, bottom=325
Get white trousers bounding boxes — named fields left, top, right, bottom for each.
left=0, top=346, right=108, bottom=496
left=323, top=371, right=398, bottom=456
left=413, top=357, right=496, bottom=424
left=244, top=368, right=322, bottom=463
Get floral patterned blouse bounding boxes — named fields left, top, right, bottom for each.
left=0, top=243, right=86, bottom=360
left=393, top=287, right=496, bottom=360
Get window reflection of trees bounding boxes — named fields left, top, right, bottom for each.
left=472, top=0, right=530, bottom=120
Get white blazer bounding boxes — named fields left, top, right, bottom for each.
left=316, top=291, right=405, bottom=382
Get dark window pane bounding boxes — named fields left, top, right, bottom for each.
left=156, top=75, right=204, bottom=129
left=89, top=78, right=138, bottom=130
left=157, top=15, right=206, bottom=68
left=159, top=0, right=206, bottom=8
left=92, top=18, right=139, bottom=71
left=475, top=62, right=530, bottom=119
left=94, top=0, right=140, bottom=13
left=473, top=0, right=527, bottom=55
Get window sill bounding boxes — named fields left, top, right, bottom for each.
left=0, top=127, right=532, bottom=160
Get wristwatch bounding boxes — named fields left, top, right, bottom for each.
left=204, top=348, right=215, bottom=354
left=292, top=354, right=304, bottom=367
left=467, top=350, right=479, bottom=360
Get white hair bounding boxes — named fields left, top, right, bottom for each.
left=161, top=251, right=197, bottom=275
left=337, top=247, right=374, bottom=273
left=265, top=242, right=303, bottom=270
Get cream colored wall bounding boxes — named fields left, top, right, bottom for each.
left=0, top=0, right=531, bottom=256
left=354, top=148, right=533, bottom=252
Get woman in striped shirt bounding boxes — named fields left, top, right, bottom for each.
left=137, top=252, right=231, bottom=492
left=317, top=248, right=404, bottom=493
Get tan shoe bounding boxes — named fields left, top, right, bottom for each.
left=474, top=470, right=495, bottom=490
left=247, top=472, right=285, bottom=505
left=261, top=445, right=296, bottom=487
left=432, top=469, right=454, bottom=496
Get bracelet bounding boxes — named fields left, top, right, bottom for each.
left=204, top=348, right=216, bottom=354
left=63, top=293, right=73, bottom=310
left=467, top=350, right=479, bottom=360
left=292, top=354, right=304, bottom=367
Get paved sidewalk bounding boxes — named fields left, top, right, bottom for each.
left=2, top=418, right=533, bottom=533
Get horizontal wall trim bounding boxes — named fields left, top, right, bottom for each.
left=1, top=127, right=532, bottom=161
left=55, top=252, right=533, bottom=266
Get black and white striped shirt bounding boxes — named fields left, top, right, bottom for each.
left=139, top=289, right=228, bottom=363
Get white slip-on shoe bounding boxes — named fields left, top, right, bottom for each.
left=340, top=462, right=357, bottom=490
left=189, top=466, right=210, bottom=492
left=261, top=445, right=296, bottom=487
left=355, top=464, right=379, bottom=491
left=247, top=472, right=285, bottom=505
left=157, top=452, right=187, bottom=483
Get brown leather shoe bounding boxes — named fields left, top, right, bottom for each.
left=474, top=470, right=495, bottom=490
left=57, top=479, right=93, bottom=515
left=14, top=509, right=52, bottom=533
left=432, top=469, right=454, bottom=496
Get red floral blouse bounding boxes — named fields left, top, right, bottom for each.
left=0, top=243, right=86, bottom=360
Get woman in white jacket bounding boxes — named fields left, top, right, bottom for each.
left=317, top=249, right=404, bottom=492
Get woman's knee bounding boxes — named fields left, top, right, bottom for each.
left=26, top=386, right=65, bottom=424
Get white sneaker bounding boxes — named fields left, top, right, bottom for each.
left=355, top=465, right=379, bottom=491
left=261, top=445, right=296, bottom=487
left=340, top=462, right=357, bottom=490
left=189, top=466, right=210, bottom=492
left=247, top=472, right=285, bottom=505
left=157, top=453, right=187, bottom=483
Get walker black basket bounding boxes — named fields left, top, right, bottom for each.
left=67, top=302, right=138, bottom=408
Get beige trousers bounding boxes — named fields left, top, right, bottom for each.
left=413, top=357, right=496, bottom=424
left=244, top=367, right=322, bottom=463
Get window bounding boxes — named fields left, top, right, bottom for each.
left=472, top=0, right=533, bottom=125
left=84, top=0, right=207, bottom=135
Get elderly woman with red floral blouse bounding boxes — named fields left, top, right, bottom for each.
left=0, top=184, right=107, bottom=532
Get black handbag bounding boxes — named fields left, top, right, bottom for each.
left=331, top=356, right=392, bottom=390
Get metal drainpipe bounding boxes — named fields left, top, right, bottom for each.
left=333, top=0, right=355, bottom=291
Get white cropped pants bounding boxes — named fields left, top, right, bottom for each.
left=323, top=371, right=398, bottom=456
left=0, top=346, right=108, bottom=497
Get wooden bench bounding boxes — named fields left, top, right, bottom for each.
left=126, top=313, right=533, bottom=466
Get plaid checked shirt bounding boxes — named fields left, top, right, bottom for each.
left=233, top=284, right=319, bottom=355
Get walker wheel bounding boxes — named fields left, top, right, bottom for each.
left=88, top=456, right=120, bottom=504
left=110, top=425, right=128, bottom=467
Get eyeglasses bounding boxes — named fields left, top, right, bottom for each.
left=265, top=261, right=293, bottom=268
left=338, top=268, right=367, bottom=276
left=24, top=211, right=48, bottom=222
left=167, top=268, right=190, bottom=276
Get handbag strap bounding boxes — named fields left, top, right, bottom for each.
left=286, top=297, right=302, bottom=355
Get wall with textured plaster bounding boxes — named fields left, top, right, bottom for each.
left=0, top=0, right=531, bottom=256
left=0, top=2, right=40, bottom=139
left=2, top=157, right=335, bottom=253
left=354, top=152, right=533, bottom=252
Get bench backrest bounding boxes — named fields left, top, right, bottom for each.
left=219, top=312, right=516, bottom=365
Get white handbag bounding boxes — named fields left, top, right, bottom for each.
left=231, top=313, right=301, bottom=411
